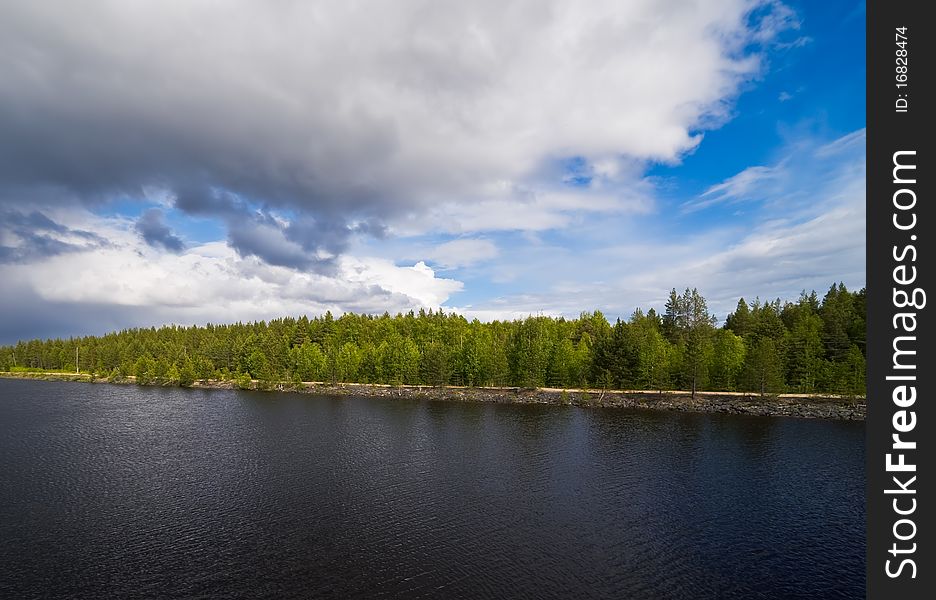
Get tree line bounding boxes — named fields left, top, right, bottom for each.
left=0, top=283, right=866, bottom=396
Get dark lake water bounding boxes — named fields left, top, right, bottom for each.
left=0, top=379, right=864, bottom=599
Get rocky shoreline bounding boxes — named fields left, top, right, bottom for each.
left=295, top=383, right=865, bottom=420
left=1, top=371, right=865, bottom=420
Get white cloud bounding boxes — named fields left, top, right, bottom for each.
left=447, top=305, right=564, bottom=323
left=396, top=184, right=655, bottom=236
left=1, top=1, right=838, bottom=340
left=750, top=0, right=801, bottom=42
left=687, top=163, right=787, bottom=212
left=2, top=0, right=789, bottom=221
left=1, top=211, right=462, bottom=334
left=443, top=128, right=866, bottom=322
left=427, top=238, right=499, bottom=269
left=814, top=128, right=866, bottom=158
left=776, top=36, right=812, bottom=50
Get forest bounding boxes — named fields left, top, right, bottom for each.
left=0, top=283, right=866, bottom=396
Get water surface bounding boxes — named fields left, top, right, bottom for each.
left=0, top=379, right=864, bottom=598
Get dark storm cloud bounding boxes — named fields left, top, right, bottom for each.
left=286, top=216, right=352, bottom=257
left=224, top=211, right=348, bottom=273
left=227, top=219, right=318, bottom=271
left=0, top=209, right=106, bottom=264
left=134, top=209, right=185, bottom=253
left=0, top=3, right=406, bottom=269
left=0, top=1, right=776, bottom=246
left=4, top=210, right=69, bottom=234
left=349, top=219, right=389, bottom=240
left=172, top=186, right=246, bottom=218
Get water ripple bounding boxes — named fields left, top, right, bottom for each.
left=1, top=380, right=864, bottom=599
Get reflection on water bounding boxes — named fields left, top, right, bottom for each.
left=0, top=379, right=864, bottom=599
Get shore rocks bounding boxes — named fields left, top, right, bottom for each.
left=0, top=372, right=865, bottom=420
left=272, top=382, right=866, bottom=421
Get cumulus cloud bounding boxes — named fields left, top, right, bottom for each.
left=227, top=215, right=325, bottom=272
left=0, top=210, right=462, bottom=342
left=1, top=0, right=792, bottom=247
left=0, top=0, right=825, bottom=341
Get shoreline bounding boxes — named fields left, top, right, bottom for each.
left=0, top=371, right=866, bottom=421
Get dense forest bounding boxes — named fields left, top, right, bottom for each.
left=0, top=283, right=866, bottom=396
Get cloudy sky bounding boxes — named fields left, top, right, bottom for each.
left=0, top=0, right=865, bottom=343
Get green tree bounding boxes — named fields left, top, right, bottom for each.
left=510, top=317, right=552, bottom=387
left=134, top=355, right=157, bottom=385
left=571, top=335, right=592, bottom=388
left=831, top=344, right=866, bottom=397
left=154, top=357, right=170, bottom=382
left=421, top=340, right=452, bottom=386
left=335, top=342, right=362, bottom=382
left=378, top=333, right=419, bottom=385
left=358, top=342, right=380, bottom=384
left=666, top=288, right=716, bottom=397
left=194, top=356, right=214, bottom=382
left=820, top=283, right=856, bottom=363
left=724, top=298, right=753, bottom=338
left=710, top=329, right=745, bottom=391
left=165, top=363, right=181, bottom=386
left=488, top=338, right=510, bottom=387
left=235, top=371, right=253, bottom=390
left=592, top=319, right=636, bottom=389
left=630, top=311, right=668, bottom=390
left=0, top=281, right=867, bottom=396
left=743, top=337, right=784, bottom=395
left=456, top=329, right=485, bottom=387
left=247, top=349, right=271, bottom=381
left=547, top=338, right=576, bottom=388
left=179, top=359, right=196, bottom=387
left=786, top=312, right=825, bottom=393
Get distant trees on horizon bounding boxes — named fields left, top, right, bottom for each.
left=0, top=283, right=866, bottom=396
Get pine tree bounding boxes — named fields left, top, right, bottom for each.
left=725, top=298, right=752, bottom=338
left=743, top=337, right=784, bottom=395
left=710, top=329, right=745, bottom=391
left=179, top=358, right=196, bottom=387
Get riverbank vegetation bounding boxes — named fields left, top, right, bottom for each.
left=0, top=283, right=865, bottom=396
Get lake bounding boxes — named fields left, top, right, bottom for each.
left=0, top=378, right=864, bottom=599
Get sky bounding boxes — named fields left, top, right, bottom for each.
left=0, top=0, right=866, bottom=344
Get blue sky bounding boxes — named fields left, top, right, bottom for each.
left=0, top=0, right=865, bottom=343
